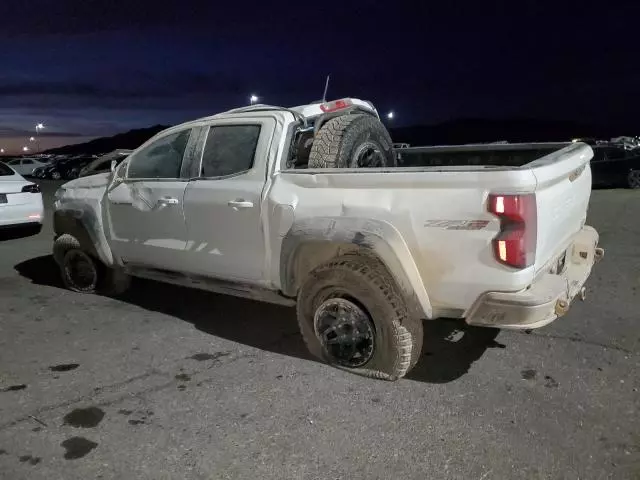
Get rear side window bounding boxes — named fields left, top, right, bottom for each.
left=200, top=125, right=261, bottom=177
left=128, top=129, right=191, bottom=179
left=0, top=163, right=14, bottom=175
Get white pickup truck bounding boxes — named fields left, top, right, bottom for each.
left=53, top=98, right=604, bottom=380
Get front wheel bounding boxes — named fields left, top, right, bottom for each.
left=296, top=255, right=423, bottom=380
left=627, top=170, right=640, bottom=189
left=51, top=171, right=61, bottom=180
left=54, top=234, right=130, bottom=295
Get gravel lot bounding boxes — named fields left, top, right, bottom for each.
left=0, top=180, right=638, bottom=479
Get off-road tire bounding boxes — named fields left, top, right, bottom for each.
left=296, top=254, right=423, bottom=380
left=53, top=234, right=130, bottom=295
left=308, top=114, right=396, bottom=169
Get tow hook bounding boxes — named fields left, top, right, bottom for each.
left=579, top=287, right=587, bottom=301
left=595, top=247, right=604, bottom=263
left=555, top=299, right=569, bottom=316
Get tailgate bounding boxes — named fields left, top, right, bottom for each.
left=529, top=143, right=593, bottom=274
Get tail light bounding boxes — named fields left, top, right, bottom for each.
left=21, top=184, right=41, bottom=193
left=488, top=193, right=537, bottom=269
left=319, top=98, right=353, bottom=113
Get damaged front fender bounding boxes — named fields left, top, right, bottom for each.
left=53, top=174, right=115, bottom=267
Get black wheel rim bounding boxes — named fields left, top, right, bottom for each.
left=63, top=250, right=97, bottom=290
left=629, top=170, right=640, bottom=188
left=314, top=298, right=375, bottom=368
left=353, top=141, right=385, bottom=168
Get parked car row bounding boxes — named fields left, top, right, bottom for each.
left=33, top=156, right=95, bottom=180
left=78, top=149, right=132, bottom=177
left=2, top=157, right=51, bottom=177
left=1, top=151, right=134, bottom=180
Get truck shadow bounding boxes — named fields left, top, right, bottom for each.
left=15, top=255, right=503, bottom=384
left=0, top=225, right=43, bottom=242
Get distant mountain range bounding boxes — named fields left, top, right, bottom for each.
left=44, top=125, right=170, bottom=154
left=44, top=118, right=625, bottom=155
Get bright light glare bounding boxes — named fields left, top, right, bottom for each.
left=30, top=137, right=35, bottom=141
left=387, top=111, right=394, bottom=119
left=22, top=146, right=29, bottom=152
left=0, top=149, right=4, bottom=153
left=495, top=196, right=505, bottom=214
left=498, top=240, right=507, bottom=261
left=36, top=123, right=44, bottom=129
left=250, top=95, right=259, bottom=104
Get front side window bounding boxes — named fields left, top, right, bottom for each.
left=128, top=129, right=191, bottom=179
left=200, top=125, right=261, bottom=177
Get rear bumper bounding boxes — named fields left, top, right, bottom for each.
left=465, top=225, right=603, bottom=330
left=0, top=198, right=45, bottom=227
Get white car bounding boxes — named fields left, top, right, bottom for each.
left=0, top=162, right=44, bottom=232
left=4, top=157, right=50, bottom=177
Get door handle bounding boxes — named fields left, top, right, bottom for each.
left=156, top=196, right=179, bottom=207
left=227, top=199, right=254, bottom=209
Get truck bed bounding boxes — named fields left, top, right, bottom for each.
left=279, top=142, right=594, bottom=316
left=395, top=142, right=573, bottom=169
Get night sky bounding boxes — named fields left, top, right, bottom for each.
left=1, top=1, right=639, bottom=154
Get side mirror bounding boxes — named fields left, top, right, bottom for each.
left=110, top=160, right=117, bottom=172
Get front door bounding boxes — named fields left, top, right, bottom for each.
left=106, top=128, right=194, bottom=271
left=182, top=120, right=274, bottom=283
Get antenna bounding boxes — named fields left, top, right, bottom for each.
left=322, top=74, right=330, bottom=102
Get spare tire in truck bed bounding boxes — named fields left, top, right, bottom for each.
left=308, top=114, right=396, bottom=169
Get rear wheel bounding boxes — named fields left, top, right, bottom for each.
left=627, top=169, right=640, bottom=189
left=51, top=171, right=61, bottom=180
left=296, top=254, right=423, bottom=380
left=308, top=114, right=396, bottom=169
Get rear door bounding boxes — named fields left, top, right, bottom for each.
left=182, top=118, right=275, bottom=283
left=106, top=127, right=197, bottom=271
